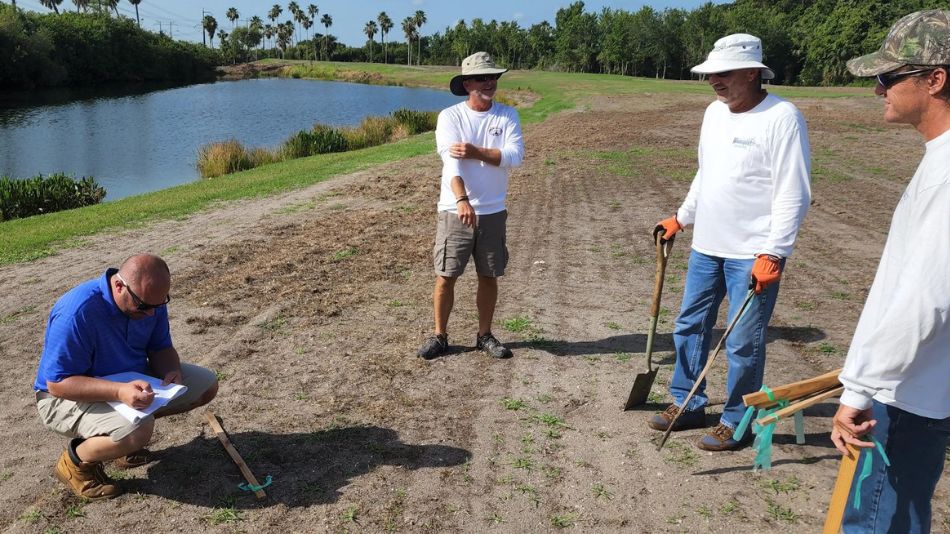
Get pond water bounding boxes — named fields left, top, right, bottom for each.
left=0, top=78, right=461, bottom=200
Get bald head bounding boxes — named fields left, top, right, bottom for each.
left=117, top=254, right=171, bottom=305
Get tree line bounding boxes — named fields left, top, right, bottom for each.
left=0, top=3, right=216, bottom=90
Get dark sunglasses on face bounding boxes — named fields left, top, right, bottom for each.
left=116, top=273, right=170, bottom=311
left=467, top=74, right=501, bottom=82
left=876, top=68, right=934, bottom=89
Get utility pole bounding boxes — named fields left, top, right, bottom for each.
left=167, top=21, right=174, bottom=39
left=155, top=21, right=163, bottom=36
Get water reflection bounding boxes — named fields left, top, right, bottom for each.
left=0, top=79, right=460, bottom=200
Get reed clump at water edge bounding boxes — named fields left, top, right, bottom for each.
left=197, top=108, right=438, bottom=179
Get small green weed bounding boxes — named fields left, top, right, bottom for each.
left=720, top=499, right=741, bottom=515
left=512, top=457, right=534, bottom=470
left=605, top=321, right=621, bottom=330
left=387, top=299, right=406, bottom=307
left=0, top=470, right=12, bottom=482
left=332, top=247, right=358, bottom=261
left=65, top=503, right=86, bottom=518
left=592, top=483, right=613, bottom=500
left=830, top=291, right=850, bottom=300
left=536, top=393, right=553, bottom=403
left=595, top=430, right=612, bottom=441
left=339, top=505, right=359, bottom=523
left=765, top=497, right=798, bottom=523
left=294, top=391, right=309, bottom=400
left=257, top=313, right=288, bottom=332
left=501, top=397, right=527, bottom=410
left=19, top=509, right=42, bottom=523
left=206, top=506, right=243, bottom=525
left=105, top=468, right=131, bottom=480
left=697, top=505, right=713, bottom=519
left=761, top=476, right=801, bottom=494
left=648, top=391, right=665, bottom=403
left=488, top=511, right=505, bottom=524
left=543, top=465, right=563, bottom=482
left=503, top=315, right=532, bottom=333
left=817, top=342, right=838, bottom=354
left=794, top=301, right=816, bottom=310
left=214, top=370, right=230, bottom=381
left=664, top=439, right=699, bottom=468
left=614, top=352, right=632, bottom=362
left=534, top=413, right=570, bottom=428
left=551, top=512, right=579, bottom=528
left=0, top=305, right=36, bottom=325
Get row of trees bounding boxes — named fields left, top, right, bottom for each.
left=0, top=4, right=216, bottom=89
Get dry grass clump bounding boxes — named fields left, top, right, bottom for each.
left=197, top=140, right=257, bottom=178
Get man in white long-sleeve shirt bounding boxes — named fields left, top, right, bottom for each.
left=417, top=52, right=525, bottom=360
left=831, top=11, right=950, bottom=533
left=648, top=34, right=811, bottom=451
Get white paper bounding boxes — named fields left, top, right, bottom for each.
left=99, top=371, right=188, bottom=424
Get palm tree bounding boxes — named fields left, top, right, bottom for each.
left=249, top=15, right=262, bottom=30
left=307, top=3, right=317, bottom=21
left=202, top=14, right=218, bottom=48
left=102, top=0, right=118, bottom=16
left=377, top=12, right=392, bottom=64
left=302, top=17, right=312, bottom=53
left=39, top=0, right=62, bottom=14
left=413, top=10, right=426, bottom=66
left=401, top=17, right=415, bottom=66
left=263, top=23, right=274, bottom=52
left=226, top=7, right=239, bottom=28
left=267, top=4, right=282, bottom=24
left=364, top=20, right=377, bottom=63
left=71, top=0, right=88, bottom=13
left=320, top=13, right=332, bottom=60
left=129, top=0, right=141, bottom=26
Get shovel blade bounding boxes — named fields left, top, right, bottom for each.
left=623, top=368, right=658, bottom=410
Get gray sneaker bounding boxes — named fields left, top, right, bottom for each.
left=476, top=332, right=512, bottom=359
left=417, top=334, right=448, bottom=360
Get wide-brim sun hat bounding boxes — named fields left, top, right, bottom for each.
left=450, top=52, right=508, bottom=96
left=847, top=9, right=950, bottom=77
left=691, top=33, right=775, bottom=80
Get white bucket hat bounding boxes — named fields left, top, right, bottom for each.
left=691, top=33, right=775, bottom=80
left=450, top=52, right=508, bottom=96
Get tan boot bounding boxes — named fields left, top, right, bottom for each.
left=54, top=449, right=122, bottom=500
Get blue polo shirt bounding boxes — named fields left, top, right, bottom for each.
left=33, top=268, right=173, bottom=392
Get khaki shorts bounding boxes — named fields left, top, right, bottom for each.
left=35, top=363, right=217, bottom=442
left=433, top=210, right=508, bottom=277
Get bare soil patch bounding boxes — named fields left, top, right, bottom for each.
left=1, top=89, right=946, bottom=533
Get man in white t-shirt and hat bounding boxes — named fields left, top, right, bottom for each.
left=647, top=34, right=811, bottom=451
left=417, top=52, right=525, bottom=360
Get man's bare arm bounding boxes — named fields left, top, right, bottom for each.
left=47, top=375, right=155, bottom=409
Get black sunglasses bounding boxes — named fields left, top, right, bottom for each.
left=116, top=273, right=170, bottom=311
left=467, top=74, right=501, bottom=82
left=876, top=68, right=935, bottom=89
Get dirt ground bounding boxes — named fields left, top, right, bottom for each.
left=0, top=88, right=947, bottom=533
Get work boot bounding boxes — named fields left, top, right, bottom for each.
left=696, top=423, right=753, bottom=451
left=647, top=404, right=706, bottom=431
left=476, top=332, right=512, bottom=359
left=112, top=448, right=154, bottom=470
left=54, top=441, right=122, bottom=500
left=417, top=333, right=448, bottom=360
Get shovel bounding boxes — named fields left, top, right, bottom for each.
left=623, top=232, right=674, bottom=410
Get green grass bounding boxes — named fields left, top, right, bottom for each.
left=592, top=483, right=613, bottom=500
left=0, top=305, right=36, bottom=325
left=501, top=397, right=527, bottom=411
left=551, top=512, right=579, bottom=528
left=503, top=315, right=533, bottom=333
left=761, top=476, right=801, bottom=495
left=339, top=505, right=359, bottom=523
left=206, top=505, right=243, bottom=525
left=765, top=497, right=798, bottom=523
left=19, top=509, right=42, bottom=523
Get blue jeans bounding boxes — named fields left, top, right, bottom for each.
left=843, top=401, right=950, bottom=533
left=668, top=250, right=781, bottom=428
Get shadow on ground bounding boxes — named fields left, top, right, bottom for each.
left=127, top=425, right=470, bottom=508
left=507, top=326, right=825, bottom=357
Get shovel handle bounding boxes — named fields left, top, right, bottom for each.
left=650, top=233, right=672, bottom=317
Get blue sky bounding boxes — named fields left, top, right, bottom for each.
left=16, top=0, right=729, bottom=48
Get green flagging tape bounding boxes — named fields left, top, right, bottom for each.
left=851, top=437, right=891, bottom=510
left=750, top=390, right=788, bottom=472
left=735, top=385, right=776, bottom=441
left=239, top=475, right=273, bottom=492
left=794, top=411, right=806, bottom=445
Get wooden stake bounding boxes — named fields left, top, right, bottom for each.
left=755, top=386, right=844, bottom=427
left=822, top=444, right=859, bottom=534
left=743, top=368, right=842, bottom=409
left=204, top=410, right=267, bottom=499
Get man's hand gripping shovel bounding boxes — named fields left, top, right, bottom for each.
left=656, top=277, right=757, bottom=451
left=623, top=230, right=674, bottom=410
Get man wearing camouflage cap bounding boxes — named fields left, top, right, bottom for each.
left=830, top=10, right=950, bottom=533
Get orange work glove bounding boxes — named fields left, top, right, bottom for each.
left=751, top=255, right=782, bottom=294
left=653, top=216, right=682, bottom=242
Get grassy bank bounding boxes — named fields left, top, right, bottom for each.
left=0, top=62, right=867, bottom=265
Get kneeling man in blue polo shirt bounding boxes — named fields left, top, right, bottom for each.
left=34, top=254, right=218, bottom=499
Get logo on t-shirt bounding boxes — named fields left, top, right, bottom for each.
left=488, top=127, right=503, bottom=136
left=732, top=137, right=754, bottom=147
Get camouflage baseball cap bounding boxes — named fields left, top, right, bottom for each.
left=847, top=9, right=950, bottom=77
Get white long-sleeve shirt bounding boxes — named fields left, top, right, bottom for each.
left=677, top=94, right=811, bottom=258
left=839, top=127, right=950, bottom=420
left=435, top=101, right=524, bottom=215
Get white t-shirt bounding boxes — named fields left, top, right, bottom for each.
left=839, top=127, right=950, bottom=419
left=435, top=101, right=524, bottom=215
left=677, top=94, right=811, bottom=258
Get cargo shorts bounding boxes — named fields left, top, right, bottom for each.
left=35, top=363, right=217, bottom=442
left=433, top=210, right=508, bottom=278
